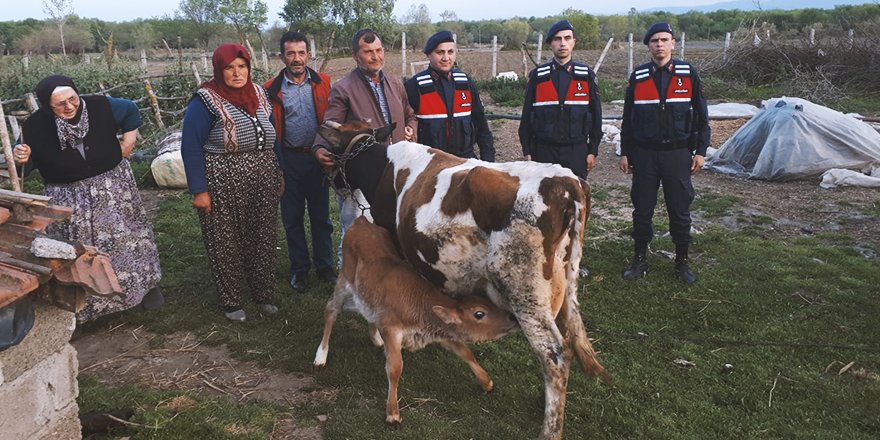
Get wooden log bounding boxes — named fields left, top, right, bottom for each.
left=0, top=188, right=52, bottom=206
left=162, top=39, right=174, bottom=57
left=0, top=101, right=21, bottom=192
left=593, top=37, right=614, bottom=74
left=191, top=62, right=201, bottom=85
left=143, top=79, right=164, bottom=129
left=25, top=93, right=39, bottom=113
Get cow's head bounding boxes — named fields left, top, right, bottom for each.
left=317, top=120, right=396, bottom=154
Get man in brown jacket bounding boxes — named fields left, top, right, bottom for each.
left=313, top=28, right=417, bottom=267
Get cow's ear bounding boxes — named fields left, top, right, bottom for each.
left=375, top=123, right=396, bottom=142
left=433, top=305, right=461, bottom=325
left=317, top=125, right=344, bottom=150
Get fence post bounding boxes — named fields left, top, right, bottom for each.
left=310, top=38, right=317, bottom=70
left=492, top=35, right=498, bottom=78
left=680, top=32, right=685, bottom=59
left=24, top=93, right=39, bottom=113
left=594, top=37, right=613, bottom=74
left=143, top=79, right=164, bottom=129
left=7, top=114, right=21, bottom=142
left=191, top=62, right=201, bottom=85
left=162, top=38, right=174, bottom=57
left=85, top=54, right=90, bottom=64
left=0, top=102, right=21, bottom=192
left=22, top=55, right=28, bottom=71
left=724, top=32, right=730, bottom=60
left=401, top=32, right=406, bottom=78
left=261, top=48, right=269, bottom=70
left=810, top=28, right=815, bottom=45
left=628, top=33, right=633, bottom=75
left=536, top=33, right=542, bottom=64
left=202, top=54, right=208, bottom=70
left=522, top=49, right=528, bottom=78
left=848, top=28, right=854, bottom=50
left=140, top=49, right=147, bottom=68
left=98, top=83, right=109, bottom=97
left=177, top=36, right=184, bottom=70
left=245, top=39, right=257, bottom=62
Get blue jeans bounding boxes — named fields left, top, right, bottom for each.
left=281, top=149, right=334, bottom=274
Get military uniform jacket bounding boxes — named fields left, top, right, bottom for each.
left=518, top=60, right=602, bottom=157
left=405, top=68, right=495, bottom=161
left=621, top=60, right=710, bottom=157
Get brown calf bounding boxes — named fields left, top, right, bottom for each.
left=314, top=216, right=519, bottom=428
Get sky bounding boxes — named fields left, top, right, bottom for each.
left=5, top=0, right=716, bottom=24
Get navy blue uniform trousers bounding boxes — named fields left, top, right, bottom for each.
left=280, top=149, right=334, bottom=274
left=630, top=146, right=695, bottom=245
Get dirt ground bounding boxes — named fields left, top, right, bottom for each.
left=74, top=51, right=880, bottom=438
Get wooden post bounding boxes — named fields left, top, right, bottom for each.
left=191, top=62, right=201, bottom=85
left=261, top=48, right=269, bottom=70
left=140, top=49, right=147, bottom=68
left=162, top=38, right=173, bottom=57
left=143, top=80, right=164, bottom=129
left=310, top=38, right=317, bottom=70
left=492, top=36, right=498, bottom=78
left=679, top=32, right=685, bottom=59
left=522, top=48, right=528, bottom=78
left=848, top=29, right=854, bottom=50
left=766, top=29, right=770, bottom=39
left=628, top=33, right=633, bottom=75
left=22, top=55, right=28, bottom=71
left=202, top=54, right=208, bottom=70
left=0, top=102, right=21, bottom=192
left=810, top=28, right=815, bottom=45
left=724, top=32, right=731, bottom=60
left=85, top=54, right=90, bottom=64
left=536, top=33, right=542, bottom=64
left=593, top=37, right=613, bottom=74
left=177, top=36, right=184, bottom=70
left=113, top=48, right=118, bottom=59
left=98, top=83, right=109, bottom=97
left=24, top=93, right=39, bottom=113
left=401, top=32, right=406, bottom=78
left=7, top=115, right=21, bottom=142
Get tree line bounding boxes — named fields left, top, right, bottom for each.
left=1, top=1, right=878, bottom=57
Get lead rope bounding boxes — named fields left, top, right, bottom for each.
left=324, top=131, right=377, bottom=216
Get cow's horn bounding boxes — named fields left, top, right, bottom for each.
left=324, top=121, right=342, bottom=129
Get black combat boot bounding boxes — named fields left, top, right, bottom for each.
left=623, top=241, right=649, bottom=280
left=674, top=243, right=696, bottom=284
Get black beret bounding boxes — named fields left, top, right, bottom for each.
left=546, top=20, right=574, bottom=42
left=643, top=22, right=674, bottom=45
left=424, top=30, right=455, bottom=54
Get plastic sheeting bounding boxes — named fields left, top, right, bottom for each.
left=707, top=97, right=880, bottom=181
left=151, top=130, right=188, bottom=189
left=0, top=296, right=35, bottom=352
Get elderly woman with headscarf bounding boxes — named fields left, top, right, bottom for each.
left=181, top=43, right=283, bottom=322
left=12, top=75, right=164, bottom=331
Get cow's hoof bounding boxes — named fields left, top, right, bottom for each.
left=385, top=419, right=402, bottom=430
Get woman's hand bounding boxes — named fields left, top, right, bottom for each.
left=13, top=144, right=31, bottom=164
left=120, top=130, right=138, bottom=158
left=193, top=192, right=212, bottom=213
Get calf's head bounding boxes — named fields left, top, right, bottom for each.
left=433, top=296, right=519, bottom=342
left=317, top=120, right=396, bottom=154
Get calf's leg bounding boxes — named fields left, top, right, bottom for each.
left=380, top=327, right=404, bottom=429
left=439, top=340, right=494, bottom=391
left=314, top=283, right=347, bottom=367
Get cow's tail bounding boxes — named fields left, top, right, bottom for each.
left=563, top=295, right=610, bottom=384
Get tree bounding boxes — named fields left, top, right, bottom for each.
left=560, top=8, right=600, bottom=48
left=42, top=0, right=74, bottom=56
left=401, top=3, right=434, bottom=51
left=279, top=0, right=329, bottom=39
left=439, top=10, right=458, bottom=22
left=219, top=0, right=268, bottom=46
left=177, top=0, right=226, bottom=49
left=500, top=18, right=530, bottom=48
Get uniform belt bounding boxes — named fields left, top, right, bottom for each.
left=640, top=141, right=688, bottom=151
left=286, top=146, right=312, bottom=155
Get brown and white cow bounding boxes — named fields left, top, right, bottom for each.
left=314, top=216, right=520, bottom=428
left=316, top=121, right=610, bottom=440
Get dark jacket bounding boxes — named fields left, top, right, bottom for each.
left=519, top=60, right=602, bottom=157
left=22, top=96, right=125, bottom=184
left=621, top=60, right=710, bottom=157
left=405, top=68, right=495, bottom=161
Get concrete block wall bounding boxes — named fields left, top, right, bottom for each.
left=0, top=301, right=82, bottom=440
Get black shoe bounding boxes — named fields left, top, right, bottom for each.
left=316, top=267, right=338, bottom=284
left=141, top=286, right=165, bottom=310
left=623, top=256, right=649, bottom=280
left=578, top=266, right=590, bottom=278
left=291, top=272, right=309, bottom=293
left=674, top=258, right=696, bottom=284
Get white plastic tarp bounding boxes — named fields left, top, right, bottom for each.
left=708, top=97, right=880, bottom=181
left=151, top=130, right=188, bottom=189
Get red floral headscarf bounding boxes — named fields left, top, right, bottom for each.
left=200, top=43, right=259, bottom=115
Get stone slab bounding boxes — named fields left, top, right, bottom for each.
left=0, top=300, right=75, bottom=384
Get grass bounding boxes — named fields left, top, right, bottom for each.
left=75, top=190, right=880, bottom=439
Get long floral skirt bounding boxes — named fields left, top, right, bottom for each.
left=45, top=159, right=163, bottom=324
left=198, top=149, right=281, bottom=311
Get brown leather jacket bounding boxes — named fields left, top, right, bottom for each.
left=313, top=68, right=417, bottom=150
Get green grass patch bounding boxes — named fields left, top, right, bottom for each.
left=474, top=77, right=528, bottom=107
left=78, top=193, right=880, bottom=439
left=77, top=373, right=284, bottom=439
left=693, top=191, right=742, bottom=217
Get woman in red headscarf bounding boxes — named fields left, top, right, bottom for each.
left=181, top=43, right=284, bottom=322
